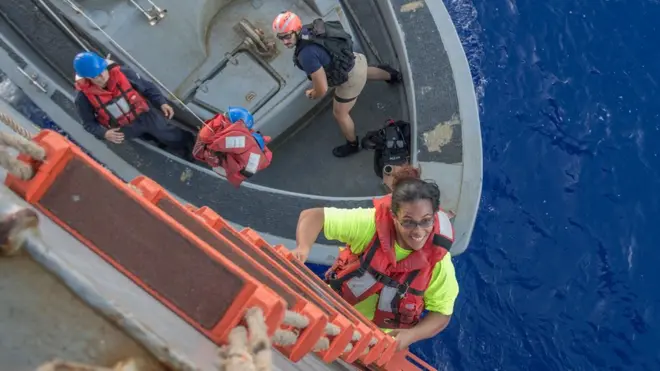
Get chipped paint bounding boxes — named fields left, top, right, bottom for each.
left=400, top=1, right=425, bottom=13
left=423, top=114, right=460, bottom=153
left=180, top=168, right=193, bottom=183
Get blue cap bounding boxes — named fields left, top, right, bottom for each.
left=227, top=106, right=254, bottom=129
left=73, top=51, right=108, bottom=78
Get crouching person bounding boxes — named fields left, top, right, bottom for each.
left=193, top=106, right=273, bottom=187
left=72, top=51, right=193, bottom=159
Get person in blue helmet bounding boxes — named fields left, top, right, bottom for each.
left=226, top=106, right=266, bottom=150
left=227, top=106, right=255, bottom=129
left=73, top=51, right=194, bottom=159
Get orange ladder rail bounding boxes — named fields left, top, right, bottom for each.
left=192, top=206, right=380, bottom=363
left=241, top=229, right=399, bottom=367
left=4, top=129, right=286, bottom=346
left=376, top=350, right=437, bottom=371
left=192, top=205, right=375, bottom=364
left=130, top=176, right=340, bottom=362
left=256, top=244, right=439, bottom=371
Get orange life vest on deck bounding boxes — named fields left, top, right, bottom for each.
left=192, top=113, right=273, bottom=187
left=325, top=194, right=454, bottom=329
left=75, top=64, right=150, bottom=128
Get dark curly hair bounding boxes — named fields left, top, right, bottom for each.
left=390, top=164, right=441, bottom=215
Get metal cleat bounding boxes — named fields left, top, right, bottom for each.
left=127, top=0, right=167, bottom=26
left=238, top=19, right=277, bottom=59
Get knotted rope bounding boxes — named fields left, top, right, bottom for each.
left=0, top=111, right=45, bottom=180
left=34, top=357, right=162, bottom=371
left=218, top=307, right=376, bottom=371
left=0, top=111, right=33, bottom=140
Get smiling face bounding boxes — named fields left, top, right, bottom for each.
left=393, top=199, right=435, bottom=251
left=277, top=32, right=298, bottom=48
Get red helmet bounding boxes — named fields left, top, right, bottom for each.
left=272, top=11, right=302, bottom=34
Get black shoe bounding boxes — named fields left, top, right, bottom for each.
left=332, top=138, right=360, bottom=158
left=377, top=64, right=402, bottom=85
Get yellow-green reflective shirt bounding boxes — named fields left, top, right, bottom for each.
left=323, top=207, right=459, bottom=325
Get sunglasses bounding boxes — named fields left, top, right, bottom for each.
left=277, top=33, right=294, bottom=41
left=395, top=216, right=434, bottom=230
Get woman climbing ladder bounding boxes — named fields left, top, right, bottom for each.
left=291, top=165, right=459, bottom=351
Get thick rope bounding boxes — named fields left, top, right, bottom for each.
left=282, top=310, right=308, bottom=328
left=0, top=111, right=46, bottom=180
left=0, top=131, right=45, bottom=159
left=219, top=307, right=380, bottom=369
left=34, top=357, right=160, bottom=371
left=0, top=112, right=33, bottom=140
left=0, top=148, right=33, bottom=180
left=0, top=208, right=39, bottom=257
left=218, top=308, right=272, bottom=371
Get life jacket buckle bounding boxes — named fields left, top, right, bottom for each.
left=398, top=282, right=410, bottom=298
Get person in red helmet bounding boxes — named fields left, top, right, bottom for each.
left=73, top=51, right=194, bottom=159
left=272, top=11, right=402, bottom=158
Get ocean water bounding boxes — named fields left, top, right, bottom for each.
left=430, top=0, right=659, bottom=369
left=2, top=0, right=660, bottom=370
left=314, top=0, right=660, bottom=369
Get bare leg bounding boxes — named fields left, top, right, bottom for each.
left=333, top=98, right=358, bottom=141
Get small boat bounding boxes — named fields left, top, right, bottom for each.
left=0, top=0, right=482, bottom=369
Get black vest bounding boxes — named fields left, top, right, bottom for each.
left=293, top=19, right=356, bottom=87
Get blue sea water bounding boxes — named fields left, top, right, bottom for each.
left=433, top=0, right=659, bottom=369
left=317, top=0, right=660, bottom=369
left=2, top=0, right=660, bottom=370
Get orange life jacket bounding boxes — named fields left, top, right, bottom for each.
left=325, top=194, right=454, bottom=329
left=192, top=113, right=273, bottom=187
left=75, top=64, right=150, bottom=128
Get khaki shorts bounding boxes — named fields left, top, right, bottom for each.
left=334, top=52, right=368, bottom=102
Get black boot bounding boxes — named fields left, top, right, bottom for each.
left=377, top=64, right=402, bottom=85
left=332, top=137, right=360, bottom=158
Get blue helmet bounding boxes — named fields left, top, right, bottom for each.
left=73, top=51, right=108, bottom=78
left=251, top=132, right=266, bottom=150
left=227, top=106, right=254, bottom=129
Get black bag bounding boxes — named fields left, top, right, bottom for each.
left=361, top=119, right=411, bottom=178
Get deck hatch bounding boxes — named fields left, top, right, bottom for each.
left=193, top=51, right=278, bottom=113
